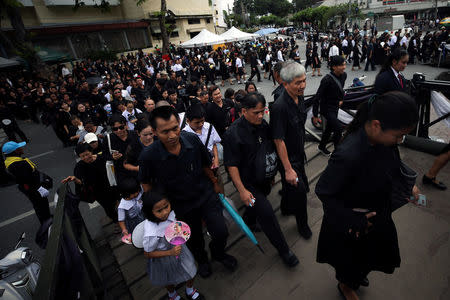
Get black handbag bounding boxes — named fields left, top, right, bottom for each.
left=391, top=161, right=417, bottom=212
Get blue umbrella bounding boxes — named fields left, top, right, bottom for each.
left=219, top=193, right=264, bottom=254
left=254, top=28, right=279, bottom=36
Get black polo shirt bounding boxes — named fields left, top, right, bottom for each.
left=205, top=99, right=233, bottom=138
left=223, top=117, right=274, bottom=190
left=270, top=88, right=307, bottom=165
left=138, top=131, right=214, bottom=215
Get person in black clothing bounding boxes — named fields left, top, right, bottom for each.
left=313, top=55, right=347, bottom=155
left=150, top=78, right=165, bottom=103
left=3, top=141, right=52, bottom=224
left=107, top=115, right=139, bottom=183
left=374, top=48, right=409, bottom=95
left=205, top=86, right=233, bottom=138
left=138, top=106, right=237, bottom=278
left=364, top=37, right=376, bottom=71
left=0, top=100, right=28, bottom=143
left=248, top=51, right=261, bottom=82
left=123, top=118, right=154, bottom=177
left=270, top=61, right=312, bottom=239
left=168, top=88, right=186, bottom=113
left=271, top=61, right=285, bottom=105
left=142, top=98, right=156, bottom=122
left=223, top=92, right=299, bottom=268
left=131, top=76, right=149, bottom=109
left=311, top=45, right=322, bottom=77
left=315, top=91, right=419, bottom=300
left=62, top=143, right=119, bottom=222
left=352, top=41, right=361, bottom=71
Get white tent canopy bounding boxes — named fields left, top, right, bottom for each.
left=219, top=26, right=259, bottom=42
left=180, top=29, right=225, bottom=48
left=0, top=57, right=20, bottom=69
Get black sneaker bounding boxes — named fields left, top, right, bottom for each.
left=213, top=253, right=238, bottom=271
left=297, top=224, right=312, bottom=240
left=318, top=146, right=331, bottom=156
left=197, top=262, right=212, bottom=278
left=279, top=250, right=299, bottom=268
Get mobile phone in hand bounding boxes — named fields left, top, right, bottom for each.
left=410, top=194, right=427, bottom=207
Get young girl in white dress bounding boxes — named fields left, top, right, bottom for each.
left=142, top=189, right=205, bottom=300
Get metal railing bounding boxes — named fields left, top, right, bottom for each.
left=33, top=184, right=104, bottom=300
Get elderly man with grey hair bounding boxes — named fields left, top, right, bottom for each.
left=270, top=61, right=312, bottom=240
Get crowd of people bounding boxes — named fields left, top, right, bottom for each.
left=1, top=26, right=449, bottom=300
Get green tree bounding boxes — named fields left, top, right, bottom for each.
left=0, top=0, right=51, bottom=78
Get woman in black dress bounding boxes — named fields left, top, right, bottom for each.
left=315, top=91, right=420, bottom=300
left=352, top=41, right=361, bottom=71
left=219, top=56, right=232, bottom=86
left=312, top=45, right=322, bottom=76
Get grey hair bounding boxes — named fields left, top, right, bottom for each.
left=280, top=61, right=306, bottom=83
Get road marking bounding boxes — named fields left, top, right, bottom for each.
left=29, top=150, right=54, bottom=160
left=0, top=199, right=100, bottom=229
left=0, top=202, right=56, bottom=229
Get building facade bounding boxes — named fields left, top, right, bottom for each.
left=211, top=0, right=235, bottom=33
left=0, top=0, right=215, bottom=59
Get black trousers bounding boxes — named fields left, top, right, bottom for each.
left=19, top=186, right=51, bottom=224
left=364, top=57, right=376, bottom=71
left=177, top=193, right=229, bottom=264
left=96, top=189, right=119, bottom=222
left=243, top=185, right=289, bottom=254
left=2, top=120, right=28, bottom=142
left=268, top=70, right=275, bottom=85
left=279, top=163, right=309, bottom=225
left=249, top=67, right=261, bottom=81
left=319, top=112, right=343, bottom=149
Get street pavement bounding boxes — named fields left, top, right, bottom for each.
left=0, top=37, right=448, bottom=285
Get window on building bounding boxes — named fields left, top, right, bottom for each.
left=70, top=33, right=102, bottom=58
left=32, top=36, right=73, bottom=59
left=188, top=18, right=201, bottom=24
left=126, top=29, right=152, bottom=49
left=190, top=31, right=201, bottom=39
left=101, top=30, right=128, bottom=51
left=206, top=18, right=211, bottom=24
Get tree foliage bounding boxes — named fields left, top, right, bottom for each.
left=291, top=3, right=364, bottom=29
left=233, top=0, right=292, bottom=18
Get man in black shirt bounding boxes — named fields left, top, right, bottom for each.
left=138, top=106, right=237, bottom=278
left=130, top=76, right=148, bottom=109
left=223, top=93, right=299, bottom=268
left=3, top=141, right=51, bottom=224
left=205, top=86, right=233, bottom=138
left=270, top=61, right=312, bottom=239
left=150, top=78, right=165, bottom=103
left=248, top=51, right=261, bottom=82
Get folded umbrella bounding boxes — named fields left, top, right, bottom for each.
left=218, top=193, right=264, bottom=254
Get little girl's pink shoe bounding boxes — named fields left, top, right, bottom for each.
left=121, top=233, right=132, bottom=244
